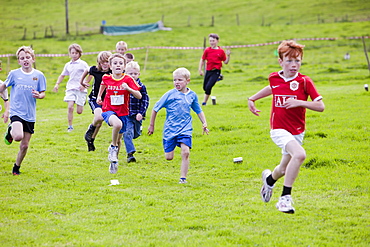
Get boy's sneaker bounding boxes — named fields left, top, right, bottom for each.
left=109, top=161, right=118, bottom=174
left=127, top=153, right=136, bottom=163
left=4, top=124, right=13, bottom=145
left=87, top=140, right=95, bottom=152
left=67, top=126, right=74, bottom=132
left=261, top=169, right=274, bottom=202
left=276, top=195, right=295, bottom=214
left=108, top=145, right=118, bottom=162
left=179, top=178, right=187, bottom=184
left=12, top=164, right=21, bottom=175
left=84, top=124, right=96, bottom=142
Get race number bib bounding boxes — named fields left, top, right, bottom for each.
left=110, top=94, right=124, bottom=105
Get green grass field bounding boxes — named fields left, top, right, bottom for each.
left=1, top=0, right=370, bottom=246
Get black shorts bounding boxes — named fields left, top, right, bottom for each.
left=10, top=116, right=35, bottom=134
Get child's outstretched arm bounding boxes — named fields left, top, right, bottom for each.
left=2, top=100, right=9, bottom=123
left=96, top=84, right=106, bottom=105
left=147, top=110, right=157, bottom=135
left=80, top=70, right=92, bottom=89
left=197, top=112, right=209, bottom=135
left=123, top=83, right=142, bottom=99
left=248, top=85, right=272, bottom=116
left=53, top=75, right=65, bottom=92
left=284, top=98, right=325, bottom=112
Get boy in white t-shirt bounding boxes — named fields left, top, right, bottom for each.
left=53, top=43, right=89, bottom=132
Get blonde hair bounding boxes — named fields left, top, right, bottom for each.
left=126, top=61, right=140, bottom=71
left=68, top=43, right=83, bottom=56
left=116, top=41, right=128, bottom=49
left=173, top=67, right=191, bottom=81
left=16, top=46, right=35, bottom=60
left=108, top=53, right=126, bottom=66
left=278, top=40, right=305, bottom=60
left=96, top=51, right=112, bottom=71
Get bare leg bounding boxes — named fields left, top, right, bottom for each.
left=283, top=140, right=306, bottom=187
left=15, top=132, right=32, bottom=166
left=67, top=101, right=74, bottom=126
left=180, top=143, right=190, bottom=178
left=203, top=94, right=210, bottom=104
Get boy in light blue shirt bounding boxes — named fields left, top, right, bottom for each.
left=148, top=67, right=209, bottom=184
left=0, top=46, right=47, bottom=175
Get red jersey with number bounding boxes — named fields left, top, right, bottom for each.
left=101, top=74, right=141, bottom=116
left=202, top=46, right=227, bottom=71
left=269, top=71, right=322, bottom=135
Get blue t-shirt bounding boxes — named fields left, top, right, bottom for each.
left=153, top=88, right=202, bottom=140
left=5, top=68, right=47, bottom=122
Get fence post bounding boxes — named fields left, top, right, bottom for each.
left=22, top=28, right=27, bottom=40
left=362, top=36, right=370, bottom=75
left=188, top=16, right=191, bottom=27
left=211, top=16, right=214, bottom=26
left=236, top=14, right=240, bottom=26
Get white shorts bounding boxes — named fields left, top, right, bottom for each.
left=270, top=129, right=305, bottom=155
left=64, top=89, right=87, bottom=106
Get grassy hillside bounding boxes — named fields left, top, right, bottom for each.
left=0, top=0, right=369, bottom=246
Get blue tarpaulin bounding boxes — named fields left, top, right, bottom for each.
left=101, top=21, right=171, bottom=36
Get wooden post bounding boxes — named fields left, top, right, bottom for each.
left=211, top=16, right=214, bottom=26
left=22, top=28, right=27, bottom=40
left=187, top=16, right=191, bottom=27
left=65, top=0, right=69, bottom=34
left=362, top=36, right=370, bottom=75
left=236, top=14, right=239, bottom=26
left=45, top=27, right=48, bottom=38
left=261, top=15, right=264, bottom=26
left=7, top=56, right=10, bottom=74
left=76, top=22, right=78, bottom=36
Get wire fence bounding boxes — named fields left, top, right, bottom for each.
left=3, top=12, right=370, bottom=41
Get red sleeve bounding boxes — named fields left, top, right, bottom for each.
left=304, top=76, right=322, bottom=101
left=124, top=75, right=141, bottom=90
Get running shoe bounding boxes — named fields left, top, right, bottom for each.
left=109, top=161, right=118, bottom=174
left=12, top=164, right=20, bottom=175
left=84, top=124, right=96, bottom=142
left=261, top=169, right=274, bottom=203
left=108, top=145, right=118, bottom=163
left=127, top=153, right=136, bottom=163
left=276, top=195, right=295, bottom=214
left=4, top=124, right=13, bottom=145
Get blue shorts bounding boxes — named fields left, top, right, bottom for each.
left=163, top=135, right=192, bottom=153
left=88, top=97, right=101, bottom=114
left=102, top=111, right=127, bottom=134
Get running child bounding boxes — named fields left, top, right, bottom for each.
left=96, top=53, right=141, bottom=174
left=53, top=43, right=89, bottom=132
left=198, top=33, right=231, bottom=105
left=148, top=67, right=209, bottom=184
left=0, top=46, right=47, bottom=175
left=123, top=61, right=149, bottom=162
left=81, top=51, right=112, bottom=151
left=248, top=40, right=325, bottom=214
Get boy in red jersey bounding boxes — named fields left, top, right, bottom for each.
left=97, top=53, right=141, bottom=174
left=248, top=40, right=325, bottom=214
left=198, top=33, right=230, bottom=106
